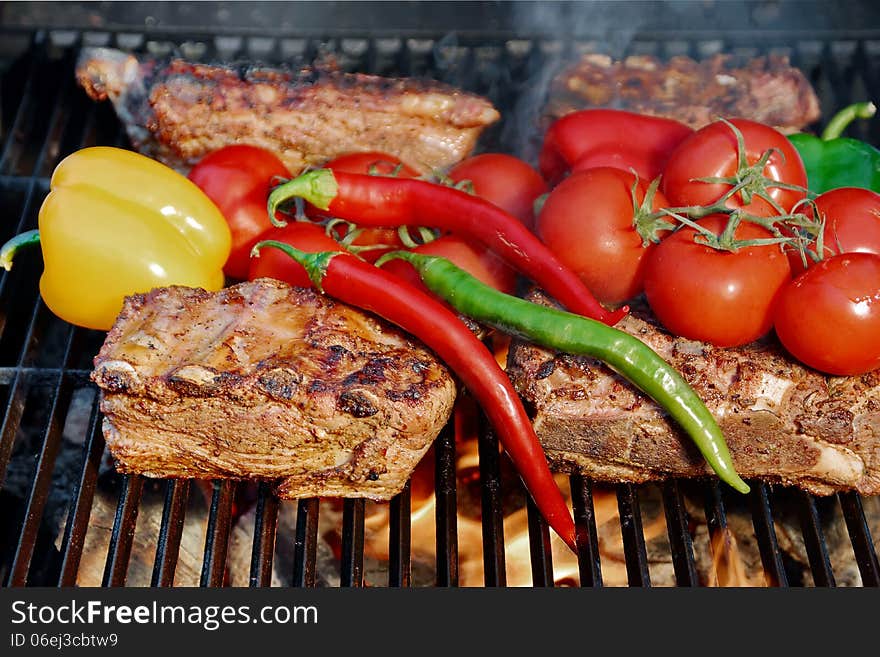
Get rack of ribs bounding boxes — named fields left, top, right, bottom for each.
left=544, top=53, right=822, bottom=133
left=76, top=47, right=500, bottom=175
left=91, top=279, right=457, bottom=500
left=507, top=293, right=880, bottom=497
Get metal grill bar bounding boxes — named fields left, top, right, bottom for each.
left=434, top=425, right=458, bottom=586
left=749, top=483, right=789, bottom=587
left=797, top=491, right=836, bottom=587
left=292, top=498, right=319, bottom=587
left=151, top=479, right=190, bottom=587
left=822, top=41, right=856, bottom=117
left=526, top=495, right=554, bottom=587
left=0, top=306, right=44, bottom=482
left=570, top=475, right=603, bottom=587
left=0, top=53, right=75, bottom=484
left=340, top=499, right=365, bottom=587
left=838, top=492, right=880, bottom=586
left=6, top=373, right=74, bottom=585
left=249, top=482, right=279, bottom=588
left=57, top=392, right=106, bottom=586
left=702, top=481, right=732, bottom=587
left=661, top=481, right=698, bottom=587
left=200, top=480, right=236, bottom=587
left=0, top=35, right=48, bottom=174
left=617, top=484, right=651, bottom=587
left=477, top=415, right=506, bottom=586
left=102, top=474, right=144, bottom=587
left=388, top=482, right=412, bottom=587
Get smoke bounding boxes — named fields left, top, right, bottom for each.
left=500, top=2, right=644, bottom=163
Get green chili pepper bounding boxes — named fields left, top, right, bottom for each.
left=788, top=101, right=880, bottom=194
left=377, top=250, right=750, bottom=495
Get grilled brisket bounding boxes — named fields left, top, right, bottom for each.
left=544, top=53, right=821, bottom=133
left=76, top=47, right=500, bottom=175
left=91, top=279, right=456, bottom=500
left=507, top=293, right=880, bottom=496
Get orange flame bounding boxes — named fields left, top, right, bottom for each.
left=706, top=526, right=764, bottom=587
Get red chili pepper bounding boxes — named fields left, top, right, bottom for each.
left=250, top=229, right=578, bottom=552
left=268, top=170, right=625, bottom=325
left=539, top=109, right=693, bottom=186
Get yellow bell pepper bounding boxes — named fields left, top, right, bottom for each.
left=0, top=147, right=231, bottom=330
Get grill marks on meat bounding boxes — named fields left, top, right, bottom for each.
left=76, top=47, right=499, bottom=174
left=545, top=53, right=821, bottom=133
left=91, top=279, right=456, bottom=500
left=507, top=293, right=880, bottom=497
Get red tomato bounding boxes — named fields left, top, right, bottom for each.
left=323, top=151, right=421, bottom=178
left=248, top=223, right=342, bottom=288
left=774, top=253, right=880, bottom=376
left=571, top=148, right=663, bottom=183
left=643, top=215, right=792, bottom=347
left=535, top=167, right=670, bottom=305
left=380, top=235, right=517, bottom=295
left=188, top=145, right=292, bottom=280
left=319, top=151, right=420, bottom=261
left=447, top=153, right=547, bottom=229
left=793, top=187, right=880, bottom=271
left=661, top=118, right=807, bottom=217
left=539, top=109, right=692, bottom=187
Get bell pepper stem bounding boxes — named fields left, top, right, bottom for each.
left=250, top=239, right=340, bottom=292
left=267, top=169, right=340, bottom=227
left=0, top=229, right=41, bottom=271
left=821, top=101, right=877, bottom=141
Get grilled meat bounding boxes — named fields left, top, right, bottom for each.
left=91, top=279, right=456, bottom=500
left=76, top=47, right=500, bottom=174
left=507, top=293, right=880, bottom=496
left=545, top=53, right=821, bottom=133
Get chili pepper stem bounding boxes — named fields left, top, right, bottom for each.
left=250, top=240, right=340, bottom=292
left=381, top=249, right=751, bottom=495
left=821, top=101, right=877, bottom=141
left=267, top=169, right=339, bottom=226
left=0, top=229, right=41, bottom=271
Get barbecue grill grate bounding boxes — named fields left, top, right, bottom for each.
left=1, top=22, right=879, bottom=588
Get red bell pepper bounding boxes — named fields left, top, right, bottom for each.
left=539, top=109, right=693, bottom=186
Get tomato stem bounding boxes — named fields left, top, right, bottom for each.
left=638, top=117, right=823, bottom=254
left=632, top=175, right=676, bottom=244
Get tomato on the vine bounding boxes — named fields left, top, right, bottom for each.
left=536, top=167, right=670, bottom=305
left=319, top=151, right=420, bottom=261
left=792, top=187, right=880, bottom=272
left=447, top=153, right=547, bottom=229
left=379, top=235, right=517, bottom=295
left=323, top=151, right=421, bottom=178
left=662, top=118, right=808, bottom=217
left=188, top=144, right=292, bottom=280
left=643, top=215, right=792, bottom=347
left=774, top=253, right=880, bottom=376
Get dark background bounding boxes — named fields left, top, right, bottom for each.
left=2, top=1, right=879, bottom=39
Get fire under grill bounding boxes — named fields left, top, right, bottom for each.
left=1, top=11, right=880, bottom=588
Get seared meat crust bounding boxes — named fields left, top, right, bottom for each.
left=76, top=47, right=499, bottom=174
left=91, top=279, right=456, bottom=500
left=507, top=293, right=880, bottom=496
left=545, top=53, right=821, bottom=133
